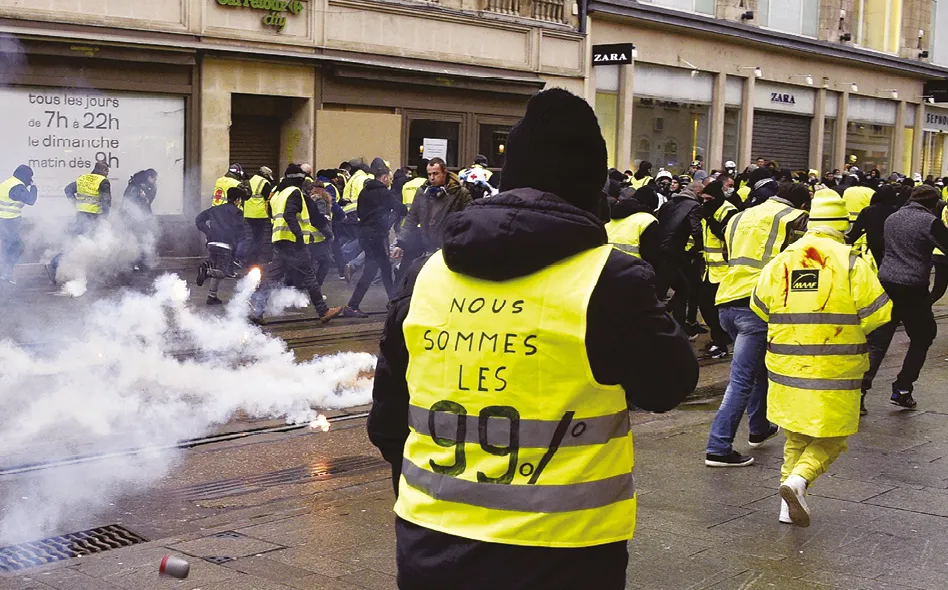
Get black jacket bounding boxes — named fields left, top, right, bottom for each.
left=357, top=179, right=408, bottom=235
left=195, top=202, right=247, bottom=249
left=609, top=198, right=660, bottom=269
left=745, top=178, right=779, bottom=209
left=848, top=203, right=897, bottom=265
left=656, top=189, right=703, bottom=262
left=391, top=169, right=409, bottom=199
left=368, top=188, right=697, bottom=589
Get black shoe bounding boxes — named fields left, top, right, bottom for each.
left=860, top=392, right=868, bottom=416
left=706, top=344, right=728, bottom=359
left=890, top=389, right=917, bottom=409
left=688, top=322, right=709, bottom=336
left=705, top=451, right=755, bottom=468
left=206, top=296, right=224, bottom=305
left=248, top=314, right=264, bottom=326
left=342, top=306, right=369, bottom=319
left=196, top=261, right=209, bottom=287
left=749, top=424, right=780, bottom=448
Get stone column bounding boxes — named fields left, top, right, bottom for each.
left=810, top=87, right=827, bottom=171
left=834, top=90, right=849, bottom=171
left=893, top=100, right=906, bottom=175
left=615, top=61, right=635, bottom=172
left=709, top=72, right=726, bottom=169
left=913, top=101, right=925, bottom=174
left=738, top=75, right=755, bottom=168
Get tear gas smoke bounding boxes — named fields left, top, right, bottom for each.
left=0, top=273, right=376, bottom=543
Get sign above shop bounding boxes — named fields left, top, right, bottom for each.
left=216, top=0, right=305, bottom=33
left=754, top=82, right=815, bottom=116
left=923, top=79, right=948, bottom=104
left=591, top=44, right=635, bottom=66
left=924, top=108, right=948, bottom=132
left=771, top=92, right=796, bottom=105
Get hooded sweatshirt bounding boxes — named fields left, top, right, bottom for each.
left=368, top=188, right=697, bottom=587
left=656, top=187, right=703, bottom=261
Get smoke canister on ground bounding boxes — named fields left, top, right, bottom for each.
left=159, top=554, right=190, bottom=579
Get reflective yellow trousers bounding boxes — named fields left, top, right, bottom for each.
left=780, top=429, right=849, bottom=484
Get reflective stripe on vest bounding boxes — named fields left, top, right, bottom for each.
left=343, top=170, right=369, bottom=213
left=0, top=177, right=25, bottom=220
left=605, top=212, right=657, bottom=260
left=753, top=232, right=892, bottom=439
left=75, top=174, right=105, bottom=215
left=629, top=176, right=652, bottom=190
left=244, top=175, right=269, bottom=219
left=937, top=206, right=948, bottom=257
left=702, top=201, right=737, bottom=283
left=396, top=246, right=636, bottom=548
left=270, top=187, right=318, bottom=244
left=715, top=200, right=805, bottom=305
left=213, top=176, right=241, bottom=207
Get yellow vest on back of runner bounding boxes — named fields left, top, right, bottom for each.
left=270, top=187, right=320, bottom=244
left=213, top=176, right=241, bottom=207
left=75, top=173, right=106, bottom=215
left=605, top=212, right=656, bottom=259
left=244, top=175, right=270, bottom=219
left=0, top=177, right=26, bottom=220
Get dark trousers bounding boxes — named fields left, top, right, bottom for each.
left=244, top=218, right=272, bottom=267
left=250, top=243, right=329, bottom=318
left=309, top=240, right=333, bottom=287
left=656, top=261, right=690, bottom=329
left=932, top=258, right=948, bottom=303
left=0, top=218, right=24, bottom=279
left=700, top=279, right=731, bottom=348
left=349, top=231, right=395, bottom=308
left=685, top=256, right=704, bottom=325
left=862, top=282, right=937, bottom=394
left=206, top=244, right=234, bottom=298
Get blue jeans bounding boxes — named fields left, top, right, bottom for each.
left=706, top=306, right=772, bottom=456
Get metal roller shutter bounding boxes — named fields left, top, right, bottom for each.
left=229, top=115, right=281, bottom=174
left=752, top=112, right=811, bottom=170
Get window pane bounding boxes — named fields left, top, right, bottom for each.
left=478, top=124, right=510, bottom=169
left=822, top=118, right=835, bottom=177
left=595, top=92, right=618, bottom=169
left=408, top=120, right=460, bottom=169
left=694, top=0, right=715, bottom=15
left=723, top=108, right=741, bottom=164
left=846, top=121, right=891, bottom=174
left=887, top=0, right=902, bottom=53
left=860, top=0, right=888, bottom=51
left=770, top=0, right=803, bottom=35
left=759, top=0, right=770, bottom=27
left=632, top=98, right=710, bottom=174
left=802, top=0, right=819, bottom=37
left=649, top=0, right=693, bottom=11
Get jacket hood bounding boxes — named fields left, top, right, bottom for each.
left=673, top=188, right=700, bottom=202
left=610, top=197, right=654, bottom=219
left=442, top=188, right=607, bottom=281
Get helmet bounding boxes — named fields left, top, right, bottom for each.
left=913, top=172, right=923, bottom=182
left=258, top=166, right=273, bottom=179
left=724, top=160, right=737, bottom=171
left=656, top=170, right=673, bottom=181
left=228, top=163, right=243, bottom=177
left=473, top=154, right=489, bottom=166
left=808, top=169, right=819, bottom=177
left=809, top=194, right=850, bottom=233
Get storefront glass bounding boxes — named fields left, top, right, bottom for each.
left=723, top=108, right=740, bottom=166
left=846, top=121, right=892, bottom=174
left=478, top=124, right=511, bottom=169
left=632, top=97, right=710, bottom=174
left=408, top=119, right=460, bottom=169
left=922, top=131, right=946, bottom=178
left=822, top=118, right=835, bottom=175
left=595, top=92, right=618, bottom=169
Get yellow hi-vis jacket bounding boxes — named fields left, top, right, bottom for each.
left=0, top=177, right=25, bottom=220
left=716, top=198, right=806, bottom=305
left=270, top=187, right=319, bottom=244
left=605, top=212, right=657, bottom=259
left=75, top=173, right=106, bottom=215
left=751, top=229, right=891, bottom=438
left=343, top=169, right=370, bottom=213
left=397, top=245, right=636, bottom=548
left=244, top=175, right=270, bottom=220
left=737, top=185, right=751, bottom=204
left=703, top=200, right=738, bottom=284
left=935, top=206, right=948, bottom=258
left=842, top=185, right=873, bottom=254
left=403, top=177, right=427, bottom=205
left=213, top=175, right=241, bottom=207
left=629, top=175, right=652, bottom=190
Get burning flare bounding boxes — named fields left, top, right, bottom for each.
left=248, top=266, right=262, bottom=287
left=310, top=414, right=331, bottom=432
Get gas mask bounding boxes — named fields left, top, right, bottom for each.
left=426, top=185, right=447, bottom=199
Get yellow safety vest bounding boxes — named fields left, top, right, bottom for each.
left=244, top=175, right=270, bottom=219
left=343, top=169, right=369, bottom=213
left=75, top=173, right=106, bottom=215
left=842, top=186, right=873, bottom=222
left=213, top=176, right=241, bottom=207
left=397, top=246, right=636, bottom=548
left=270, top=187, right=320, bottom=244
left=736, top=185, right=751, bottom=203
left=629, top=176, right=652, bottom=190
left=936, top=206, right=948, bottom=257
left=0, top=177, right=26, bottom=220
left=605, top=212, right=657, bottom=259
left=942, top=186, right=948, bottom=202
left=716, top=199, right=806, bottom=305
left=403, top=177, right=426, bottom=205
left=751, top=230, right=892, bottom=438
left=702, top=200, right=738, bottom=284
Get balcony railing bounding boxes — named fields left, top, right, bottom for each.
left=482, top=0, right=568, bottom=24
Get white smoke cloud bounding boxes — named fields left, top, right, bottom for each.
left=0, top=273, right=376, bottom=543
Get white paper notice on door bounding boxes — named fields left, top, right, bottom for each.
left=422, top=138, right=448, bottom=161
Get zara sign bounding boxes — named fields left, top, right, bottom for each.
left=591, top=43, right=635, bottom=66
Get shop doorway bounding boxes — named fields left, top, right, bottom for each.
left=229, top=94, right=291, bottom=175
left=752, top=111, right=811, bottom=170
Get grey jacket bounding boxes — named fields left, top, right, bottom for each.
left=879, top=202, right=948, bottom=287
left=399, top=172, right=472, bottom=252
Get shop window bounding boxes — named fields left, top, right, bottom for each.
left=903, top=128, right=914, bottom=175
left=632, top=98, right=709, bottom=174
left=478, top=124, right=511, bottom=169
left=933, top=0, right=948, bottom=66
left=922, top=131, right=945, bottom=178
left=822, top=118, right=836, bottom=177
left=846, top=121, right=892, bottom=174
left=409, top=119, right=460, bottom=169
left=595, top=92, right=619, bottom=168
left=643, top=0, right=714, bottom=15
left=853, top=0, right=902, bottom=54
left=759, top=0, right=819, bottom=37
left=723, top=108, right=741, bottom=168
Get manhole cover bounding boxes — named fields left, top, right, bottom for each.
left=0, top=524, right=147, bottom=573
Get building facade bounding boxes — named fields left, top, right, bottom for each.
left=587, top=0, right=948, bottom=179
left=0, top=0, right=585, bottom=253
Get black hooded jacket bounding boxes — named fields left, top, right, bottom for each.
left=609, top=197, right=661, bottom=268
left=656, top=189, right=703, bottom=262
left=848, top=185, right=897, bottom=264
left=357, top=178, right=408, bottom=235
left=368, top=188, right=697, bottom=588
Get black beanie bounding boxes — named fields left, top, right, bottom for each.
left=702, top=180, right=726, bottom=201
left=500, top=89, right=607, bottom=213
left=749, top=166, right=773, bottom=186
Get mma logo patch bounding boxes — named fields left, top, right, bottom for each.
left=790, top=270, right=819, bottom=291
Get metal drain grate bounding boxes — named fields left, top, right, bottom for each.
left=177, top=456, right=389, bottom=501
left=0, top=524, right=147, bottom=573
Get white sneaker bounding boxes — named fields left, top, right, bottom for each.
left=779, top=499, right=792, bottom=524
left=779, top=475, right=811, bottom=527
